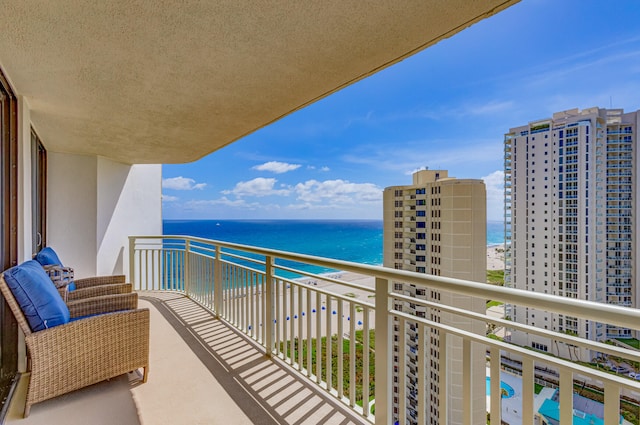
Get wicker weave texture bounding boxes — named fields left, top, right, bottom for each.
left=0, top=275, right=149, bottom=417
left=74, top=275, right=126, bottom=289
left=66, top=283, right=132, bottom=302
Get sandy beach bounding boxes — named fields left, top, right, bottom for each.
left=486, top=243, right=506, bottom=271
left=293, top=244, right=507, bottom=309
left=230, top=245, right=507, bottom=341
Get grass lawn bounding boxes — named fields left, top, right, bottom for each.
left=279, top=329, right=375, bottom=407
left=486, top=300, right=504, bottom=309
left=617, top=338, right=640, bottom=349
left=486, top=270, right=504, bottom=285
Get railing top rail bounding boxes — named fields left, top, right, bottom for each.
left=130, top=235, right=640, bottom=330
left=394, top=310, right=640, bottom=392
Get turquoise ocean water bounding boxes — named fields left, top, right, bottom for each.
left=163, top=220, right=504, bottom=273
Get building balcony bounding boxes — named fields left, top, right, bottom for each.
left=7, top=234, right=640, bottom=425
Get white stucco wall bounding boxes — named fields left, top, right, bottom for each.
left=47, top=153, right=99, bottom=277
left=16, top=96, right=32, bottom=264
left=48, top=154, right=161, bottom=279
left=96, top=159, right=162, bottom=276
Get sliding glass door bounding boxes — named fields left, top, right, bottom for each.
left=0, top=69, right=18, bottom=415
left=31, top=130, right=46, bottom=255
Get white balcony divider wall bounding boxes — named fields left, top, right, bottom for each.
left=48, top=156, right=161, bottom=278
left=130, top=235, right=640, bottom=425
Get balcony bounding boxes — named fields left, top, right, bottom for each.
left=11, top=236, right=640, bottom=424
left=7, top=234, right=640, bottom=425
left=6, top=292, right=368, bottom=425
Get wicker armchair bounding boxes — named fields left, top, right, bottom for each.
left=46, top=267, right=133, bottom=302
left=36, top=247, right=133, bottom=301
left=0, top=264, right=149, bottom=417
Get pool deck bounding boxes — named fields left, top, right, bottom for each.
left=485, top=367, right=530, bottom=425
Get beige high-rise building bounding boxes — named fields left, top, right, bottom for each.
left=383, top=169, right=486, bottom=425
left=504, top=107, right=639, bottom=360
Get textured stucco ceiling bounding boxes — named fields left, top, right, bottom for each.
left=0, top=1, right=518, bottom=164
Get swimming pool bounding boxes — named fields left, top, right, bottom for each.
left=485, top=377, right=515, bottom=398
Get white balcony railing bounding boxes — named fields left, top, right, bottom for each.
left=129, top=235, right=640, bottom=425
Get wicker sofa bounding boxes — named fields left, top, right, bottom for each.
left=34, top=247, right=133, bottom=302
left=0, top=260, right=149, bottom=417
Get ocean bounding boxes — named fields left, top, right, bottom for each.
left=163, top=219, right=505, bottom=269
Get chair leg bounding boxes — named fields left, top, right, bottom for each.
left=24, top=402, right=31, bottom=418
left=142, top=366, right=148, bottom=383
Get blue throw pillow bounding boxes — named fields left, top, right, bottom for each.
left=34, top=247, right=63, bottom=267
left=3, top=260, right=70, bottom=332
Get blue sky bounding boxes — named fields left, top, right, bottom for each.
left=163, top=0, right=640, bottom=221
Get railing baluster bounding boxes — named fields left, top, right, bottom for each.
left=604, top=381, right=620, bottom=425
left=232, top=266, right=237, bottom=325
left=221, top=263, right=227, bottom=317
left=559, top=366, right=573, bottom=425
left=374, top=277, right=391, bottom=425
left=417, top=322, right=426, bottom=425
left=490, top=347, right=501, bottom=424
left=306, top=286, right=312, bottom=377
left=398, top=316, right=406, bottom=425
left=326, top=295, right=332, bottom=392
left=349, top=302, right=356, bottom=407
left=462, top=338, right=471, bottom=425
left=440, top=332, right=448, bottom=424
left=145, top=249, right=150, bottom=290
left=128, top=237, right=135, bottom=289
left=275, top=275, right=281, bottom=357
left=283, top=279, right=289, bottom=361
left=260, top=270, right=273, bottom=346
left=184, top=239, right=190, bottom=295
left=362, top=307, right=370, bottom=419
left=522, top=356, right=535, bottom=425
left=242, top=268, right=247, bottom=331
left=298, top=285, right=303, bottom=369
left=289, top=280, right=295, bottom=366
left=315, top=291, right=322, bottom=384
left=250, top=271, right=255, bottom=338
left=214, top=256, right=220, bottom=315
left=337, top=299, right=344, bottom=398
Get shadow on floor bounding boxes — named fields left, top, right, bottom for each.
left=142, top=294, right=366, bottom=425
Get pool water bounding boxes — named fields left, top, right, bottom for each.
left=485, top=377, right=515, bottom=398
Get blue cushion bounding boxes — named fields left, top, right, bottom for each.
left=68, top=282, right=77, bottom=291
left=3, top=260, right=70, bottom=332
left=34, top=247, right=63, bottom=267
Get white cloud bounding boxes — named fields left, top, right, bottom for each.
left=252, top=161, right=301, bottom=174
left=307, top=165, right=330, bottom=172
left=162, top=176, right=207, bottom=190
left=162, top=194, right=179, bottom=202
left=482, top=170, right=505, bottom=222
left=294, top=179, right=381, bottom=204
left=222, top=177, right=291, bottom=197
